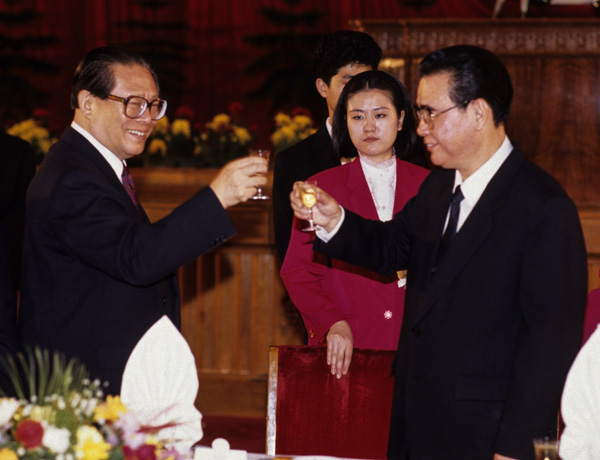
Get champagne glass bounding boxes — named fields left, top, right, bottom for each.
left=249, top=149, right=271, bottom=200
left=533, top=437, right=559, bottom=460
left=300, top=180, right=318, bottom=232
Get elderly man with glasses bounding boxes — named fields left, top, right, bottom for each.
left=290, top=44, right=587, bottom=460
left=18, top=46, right=267, bottom=395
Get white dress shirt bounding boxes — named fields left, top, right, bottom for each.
left=446, top=135, right=513, bottom=233
left=71, top=121, right=128, bottom=183
left=360, top=155, right=397, bottom=222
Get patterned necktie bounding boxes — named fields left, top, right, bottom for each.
left=441, top=185, right=464, bottom=245
left=121, top=166, right=141, bottom=213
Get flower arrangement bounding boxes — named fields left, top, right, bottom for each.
left=270, top=107, right=316, bottom=154
left=6, top=109, right=58, bottom=165
left=0, top=349, right=189, bottom=460
left=144, top=103, right=255, bottom=168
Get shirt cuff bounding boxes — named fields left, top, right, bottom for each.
left=315, top=206, right=345, bottom=243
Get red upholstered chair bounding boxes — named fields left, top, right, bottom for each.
left=266, top=345, right=395, bottom=459
left=582, top=273, right=600, bottom=345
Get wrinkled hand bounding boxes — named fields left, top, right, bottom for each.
left=290, top=181, right=343, bottom=233
left=210, top=156, right=268, bottom=208
left=327, top=320, right=354, bottom=379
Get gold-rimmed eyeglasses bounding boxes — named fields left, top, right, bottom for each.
left=107, top=94, right=168, bottom=121
left=413, top=103, right=465, bottom=127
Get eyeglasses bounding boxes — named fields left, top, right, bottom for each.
left=107, top=94, right=168, bottom=121
left=413, top=103, right=465, bottom=127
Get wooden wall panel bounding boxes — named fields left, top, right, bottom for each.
left=352, top=18, right=600, bottom=207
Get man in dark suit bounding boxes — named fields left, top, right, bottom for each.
left=272, top=30, right=383, bottom=262
left=0, top=131, right=35, bottom=294
left=18, top=46, right=267, bottom=396
left=290, top=45, right=587, bottom=459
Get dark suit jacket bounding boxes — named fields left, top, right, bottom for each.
left=273, top=125, right=339, bottom=262
left=317, top=146, right=587, bottom=459
left=0, top=131, right=35, bottom=291
left=281, top=158, right=428, bottom=349
left=19, top=126, right=236, bottom=395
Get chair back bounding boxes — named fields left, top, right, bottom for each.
left=266, top=345, right=395, bottom=459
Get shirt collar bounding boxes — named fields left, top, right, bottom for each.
left=453, top=135, right=513, bottom=203
left=71, top=121, right=126, bottom=183
left=326, top=117, right=333, bottom=138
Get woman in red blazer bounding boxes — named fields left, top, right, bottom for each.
left=280, top=70, right=429, bottom=377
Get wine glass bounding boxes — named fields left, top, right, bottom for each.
left=533, top=438, right=559, bottom=460
left=249, top=149, right=271, bottom=200
left=300, top=180, right=318, bottom=232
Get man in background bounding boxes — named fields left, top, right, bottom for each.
left=18, top=46, right=267, bottom=395
left=0, top=131, right=35, bottom=296
left=272, top=30, right=382, bottom=262
left=290, top=44, right=587, bottom=459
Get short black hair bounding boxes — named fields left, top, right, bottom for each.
left=419, top=44, right=513, bottom=126
left=71, top=46, right=159, bottom=109
left=332, top=70, right=418, bottom=162
left=313, top=30, right=382, bottom=86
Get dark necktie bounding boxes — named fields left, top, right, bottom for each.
left=441, top=185, right=464, bottom=245
left=121, top=166, right=141, bottom=213
left=433, top=186, right=464, bottom=271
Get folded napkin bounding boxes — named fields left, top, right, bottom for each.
left=560, top=324, right=600, bottom=460
left=121, top=315, right=203, bottom=452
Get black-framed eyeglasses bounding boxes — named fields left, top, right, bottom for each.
left=107, top=94, right=168, bottom=121
left=413, top=102, right=467, bottom=126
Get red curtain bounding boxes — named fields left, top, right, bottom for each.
left=1, top=0, right=596, bottom=144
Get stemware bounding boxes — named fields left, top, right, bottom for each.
left=249, top=149, right=271, bottom=200
left=300, top=180, right=318, bottom=232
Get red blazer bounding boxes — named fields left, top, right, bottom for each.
left=280, top=158, right=428, bottom=349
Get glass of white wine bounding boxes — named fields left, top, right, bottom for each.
left=249, top=149, right=271, bottom=200
left=300, top=180, right=318, bottom=232
left=533, top=437, right=559, bottom=460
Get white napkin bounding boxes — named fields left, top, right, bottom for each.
left=560, top=324, right=600, bottom=460
left=121, top=315, right=203, bottom=452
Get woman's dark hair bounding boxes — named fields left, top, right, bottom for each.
left=332, top=70, right=418, bottom=161
left=71, top=46, right=159, bottom=109
left=419, top=44, right=513, bottom=126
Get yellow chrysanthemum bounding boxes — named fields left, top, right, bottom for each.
left=93, top=395, right=127, bottom=423
left=0, top=448, right=18, bottom=460
left=274, top=112, right=291, bottom=127
left=148, top=138, right=168, bottom=157
left=232, top=126, right=251, bottom=144
left=153, top=116, right=170, bottom=134
left=171, top=119, right=191, bottom=137
left=210, top=113, right=231, bottom=129
left=279, top=125, right=297, bottom=141
left=292, top=114, right=312, bottom=129
left=75, top=426, right=112, bottom=460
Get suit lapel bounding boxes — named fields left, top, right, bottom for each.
left=415, top=148, right=525, bottom=322
left=62, top=127, right=149, bottom=222
left=310, top=125, right=339, bottom=171
left=345, top=159, right=380, bottom=220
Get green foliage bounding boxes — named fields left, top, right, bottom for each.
left=0, top=4, right=58, bottom=122
left=0, top=348, right=91, bottom=402
left=115, top=0, right=195, bottom=106
left=243, top=0, right=327, bottom=118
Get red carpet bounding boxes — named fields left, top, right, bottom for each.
left=197, top=415, right=266, bottom=454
